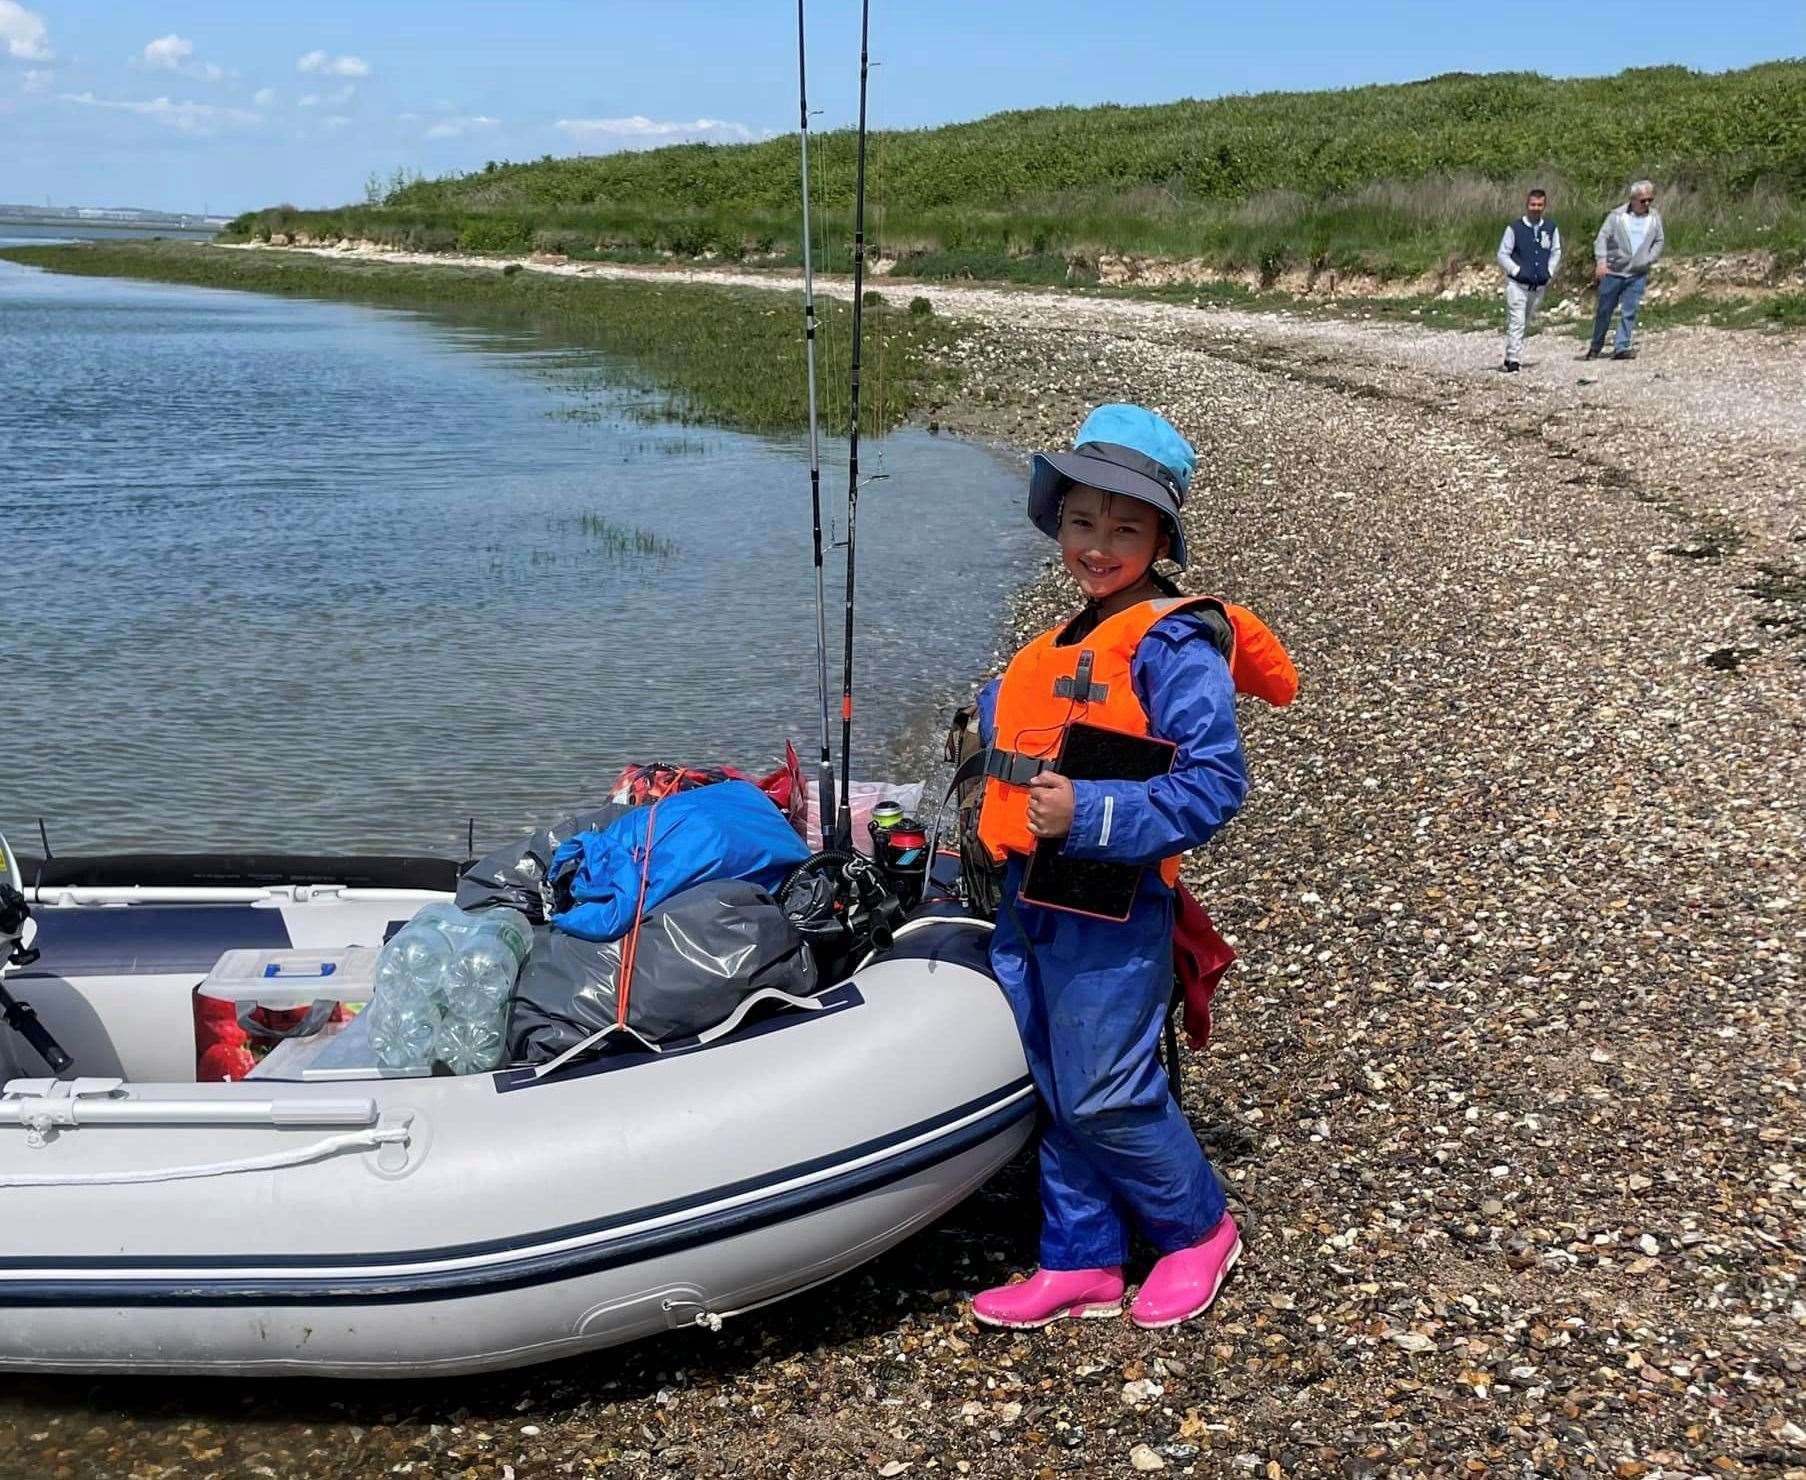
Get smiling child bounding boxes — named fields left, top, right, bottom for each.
left=969, top=403, right=1296, bottom=1329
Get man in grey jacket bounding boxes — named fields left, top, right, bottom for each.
left=1588, top=181, right=1665, bottom=360
left=1497, top=188, right=1561, bottom=372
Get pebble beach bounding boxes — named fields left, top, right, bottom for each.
left=2, top=255, right=1801, bottom=1479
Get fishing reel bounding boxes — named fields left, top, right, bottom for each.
left=777, top=849, right=907, bottom=974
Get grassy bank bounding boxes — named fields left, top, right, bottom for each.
left=0, top=240, right=960, bottom=435
left=230, top=61, right=1806, bottom=286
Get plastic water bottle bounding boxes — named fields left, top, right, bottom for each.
left=432, top=1002, right=508, bottom=1075
left=368, top=975, right=442, bottom=1070
left=369, top=909, right=462, bottom=1070
left=413, top=901, right=477, bottom=945
left=480, top=908, right=533, bottom=965
left=371, top=904, right=530, bottom=1073
left=444, top=936, right=517, bottom=1018
left=387, top=919, right=454, bottom=997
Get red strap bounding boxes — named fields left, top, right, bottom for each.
left=613, top=809, right=653, bottom=1028
left=1173, top=883, right=1236, bottom=1050
left=614, top=775, right=679, bottom=1029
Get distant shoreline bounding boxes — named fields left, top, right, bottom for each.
left=0, top=214, right=222, bottom=233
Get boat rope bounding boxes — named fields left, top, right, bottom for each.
left=0, top=1125, right=409, bottom=1188
left=531, top=985, right=828, bottom=1080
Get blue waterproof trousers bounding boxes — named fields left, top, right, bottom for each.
left=993, top=862, right=1226, bottom=1270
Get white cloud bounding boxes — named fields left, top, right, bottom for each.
left=141, top=34, right=191, bottom=68
left=136, top=33, right=226, bottom=81
left=252, top=86, right=276, bottom=107
left=20, top=65, right=49, bottom=92
left=298, top=83, right=355, bottom=109
left=59, top=91, right=260, bottom=135
left=297, top=49, right=368, bottom=78
left=425, top=113, right=499, bottom=140
left=554, top=115, right=755, bottom=148
left=1, top=1, right=52, bottom=62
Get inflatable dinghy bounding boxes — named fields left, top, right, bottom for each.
left=0, top=849, right=1031, bottom=1377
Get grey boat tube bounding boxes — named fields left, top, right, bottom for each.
left=0, top=869, right=1030, bottom=1376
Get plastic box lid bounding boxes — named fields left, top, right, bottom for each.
left=198, top=946, right=378, bottom=1007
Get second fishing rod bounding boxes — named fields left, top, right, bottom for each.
left=830, top=0, right=873, bottom=855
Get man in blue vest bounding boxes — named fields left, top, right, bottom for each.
left=1496, top=189, right=1561, bottom=373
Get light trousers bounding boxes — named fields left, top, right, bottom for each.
left=1503, top=279, right=1546, bottom=363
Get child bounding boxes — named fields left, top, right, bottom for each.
left=969, top=403, right=1295, bottom=1330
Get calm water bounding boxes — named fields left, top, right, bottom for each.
left=0, top=252, right=1036, bottom=856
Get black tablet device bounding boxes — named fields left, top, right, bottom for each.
left=1018, top=721, right=1176, bottom=921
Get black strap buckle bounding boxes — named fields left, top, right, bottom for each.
left=1053, top=650, right=1109, bottom=704
left=982, top=748, right=1049, bottom=786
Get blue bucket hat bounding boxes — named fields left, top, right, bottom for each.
left=1028, top=404, right=1196, bottom=566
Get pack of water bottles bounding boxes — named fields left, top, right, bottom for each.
left=366, top=903, right=532, bottom=1073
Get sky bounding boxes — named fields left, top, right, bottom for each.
left=2, top=1, right=1801, bottom=216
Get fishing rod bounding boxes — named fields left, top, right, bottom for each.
left=830, top=0, right=872, bottom=853
left=795, top=0, right=835, bottom=838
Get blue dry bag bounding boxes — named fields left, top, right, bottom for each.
left=546, top=780, right=810, bottom=943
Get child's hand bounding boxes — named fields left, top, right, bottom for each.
left=1026, top=772, right=1076, bottom=840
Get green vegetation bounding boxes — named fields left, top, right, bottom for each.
left=570, top=511, right=680, bottom=560
left=0, top=241, right=964, bottom=435
left=226, top=61, right=1806, bottom=284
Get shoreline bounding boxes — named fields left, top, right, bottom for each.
left=3, top=239, right=1803, bottom=1475
left=181, top=240, right=1806, bottom=569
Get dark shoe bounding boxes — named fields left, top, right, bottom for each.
left=1611, top=348, right=1636, bottom=361
left=1503, top=361, right=1520, bottom=373
left=1583, top=346, right=1603, bottom=361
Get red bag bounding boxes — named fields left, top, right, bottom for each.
left=754, top=741, right=809, bottom=837
left=193, top=994, right=349, bottom=1082
left=609, top=762, right=749, bottom=806
left=193, top=993, right=254, bottom=1082
left=1173, top=883, right=1236, bottom=1050
left=610, top=743, right=810, bottom=839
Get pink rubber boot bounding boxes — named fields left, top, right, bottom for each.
left=971, top=1267, right=1126, bottom=1329
left=1129, top=1214, right=1242, bottom=1329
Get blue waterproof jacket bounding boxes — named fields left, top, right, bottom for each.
left=982, top=608, right=1250, bottom=1269
left=547, top=780, right=809, bottom=943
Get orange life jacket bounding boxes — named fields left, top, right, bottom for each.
left=976, top=595, right=1297, bottom=886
